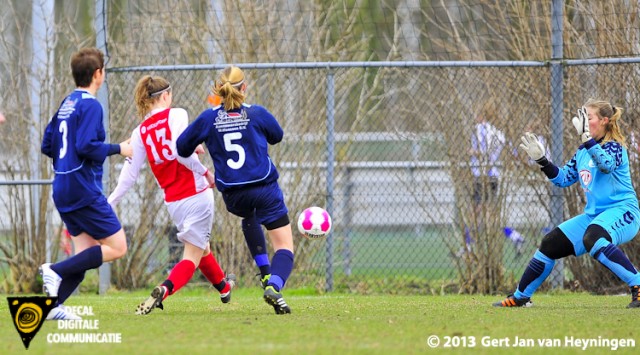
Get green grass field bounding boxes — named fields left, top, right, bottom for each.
left=1, top=287, right=638, bottom=354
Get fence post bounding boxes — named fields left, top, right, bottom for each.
left=548, top=0, right=565, bottom=289
left=325, top=69, right=336, bottom=291
left=31, top=0, right=53, bottom=262
left=95, top=0, right=111, bottom=295
left=342, top=166, right=352, bottom=276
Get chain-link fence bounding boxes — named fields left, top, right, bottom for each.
left=4, top=1, right=640, bottom=295
left=4, top=60, right=640, bottom=294
left=82, top=60, right=634, bottom=294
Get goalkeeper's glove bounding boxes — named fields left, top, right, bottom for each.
left=519, top=132, right=546, bottom=161
left=571, top=106, right=592, bottom=143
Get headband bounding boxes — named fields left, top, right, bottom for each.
left=219, top=78, right=244, bottom=87
left=149, top=85, right=171, bottom=98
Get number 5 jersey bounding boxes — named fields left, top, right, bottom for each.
left=175, top=103, right=283, bottom=192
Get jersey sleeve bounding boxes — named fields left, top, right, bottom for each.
left=41, top=118, right=54, bottom=158
left=75, top=99, right=112, bottom=163
left=170, top=108, right=208, bottom=175
left=256, top=106, right=283, bottom=145
left=107, top=128, right=146, bottom=207
left=176, top=109, right=211, bottom=158
left=42, top=98, right=67, bottom=158
left=589, top=141, right=623, bottom=174
left=549, top=152, right=579, bottom=187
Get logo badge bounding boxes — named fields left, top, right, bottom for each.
left=7, top=296, right=57, bottom=349
left=579, top=169, right=592, bottom=186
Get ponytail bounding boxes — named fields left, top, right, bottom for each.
left=213, top=66, right=246, bottom=111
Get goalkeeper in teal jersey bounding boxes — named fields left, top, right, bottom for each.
left=494, top=99, right=640, bottom=308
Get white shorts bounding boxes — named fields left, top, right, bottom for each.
left=166, top=189, right=214, bottom=250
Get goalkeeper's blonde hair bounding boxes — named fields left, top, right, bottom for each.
left=585, top=98, right=627, bottom=149
left=213, top=66, right=246, bottom=111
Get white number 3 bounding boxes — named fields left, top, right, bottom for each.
left=59, top=120, right=68, bottom=159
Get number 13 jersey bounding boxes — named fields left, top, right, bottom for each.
left=109, top=108, right=210, bottom=205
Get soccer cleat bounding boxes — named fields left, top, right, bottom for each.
left=259, top=274, right=271, bottom=289
left=627, top=285, right=640, bottom=308
left=40, top=263, right=62, bottom=297
left=136, top=286, right=166, bottom=315
left=492, top=294, right=533, bottom=308
left=46, top=305, right=82, bottom=321
left=220, top=274, right=236, bottom=304
left=263, top=286, right=291, bottom=314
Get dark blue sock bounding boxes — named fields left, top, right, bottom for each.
left=268, top=249, right=294, bottom=292
left=256, top=254, right=271, bottom=278
left=51, top=245, right=103, bottom=278
left=242, top=217, right=271, bottom=276
left=592, top=240, right=640, bottom=286
left=57, top=271, right=85, bottom=305
left=514, top=250, right=555, bottom=299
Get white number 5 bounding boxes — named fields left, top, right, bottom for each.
left=223, top=132, right=245, bottom=169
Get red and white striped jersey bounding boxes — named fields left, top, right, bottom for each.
left=109, top=107, right=210, bottom=205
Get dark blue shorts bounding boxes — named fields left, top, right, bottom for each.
left=60, top=196, right=122, bottom=239
left=221, top=181, right=289, bottom=226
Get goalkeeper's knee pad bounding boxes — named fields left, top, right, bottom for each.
left=539, top=227, right=574, bottom=259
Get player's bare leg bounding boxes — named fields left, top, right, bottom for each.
left=97, top=229, right=128, bottom=262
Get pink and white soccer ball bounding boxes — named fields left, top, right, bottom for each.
left=297, top=206, right=332, bottom=239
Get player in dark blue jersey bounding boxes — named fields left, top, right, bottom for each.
left=177, top=65, right=294, bottom=314
left=494, top=99, right=640, bottom=308
left=40, top=47, right=133, bottom=320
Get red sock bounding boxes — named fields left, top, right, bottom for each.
left=166, top=260, right=196, bottom=296
left=198, top=252, right=225, bottom=285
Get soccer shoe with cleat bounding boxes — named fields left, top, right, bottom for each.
left=492, top=294, right=533, bottom=308
left=39, top=263, right=62, bottom=297
left=46, top=305, right=82, bottom=321
left=258, top=273, right=271, bottom=289
left=627, top=285, right=640, bottom=308
left=220, top=274, right=236, bottom=304
left=136, top=286, right=166, bottom=315
left=263, top=286, right=291, bottom=314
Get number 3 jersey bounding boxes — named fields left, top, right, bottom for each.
left=41, top=89, right=117, bottom=212
left=176, top=103, right=283, bottom=192
left=108, top=107, right=210, bottom=205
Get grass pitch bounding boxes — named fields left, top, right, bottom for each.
left=1, top=287, right=638, bottom=354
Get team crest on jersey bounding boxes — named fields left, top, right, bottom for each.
left=579, top=169, right=592, bottom=186
left=58, top=98, right=77, bottom=120
left=216, top=110, right=247, bottom=123
left=215, top=110, right=249, bottom=132
left=61, top=98, right=77, bottom=110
